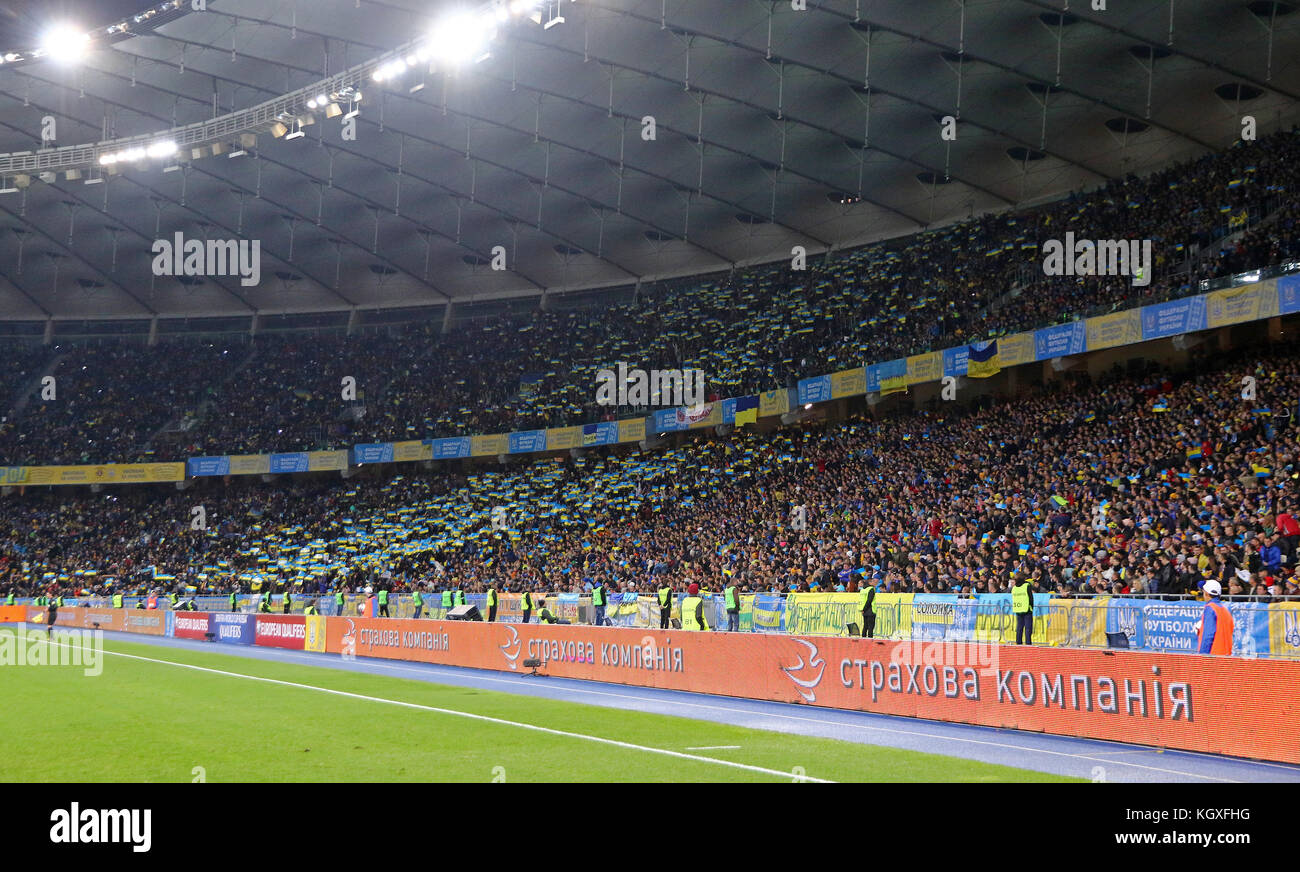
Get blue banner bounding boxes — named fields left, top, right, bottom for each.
left=269, top=452, right=309, bottom=474
left=1034, top=321, right=1087, bottom=360
left=649, top=408, right=688, bottom=433
left=721, top=397, right=737, bottom=424
left=1106, top=598, right=1201, bottom=652
left=1227, top=601, right=1273, bottom=659
left=1279, top=275, right=1300, bottom=316
left=353, top=443, right=394, bottom=464
left=750, top=594, right=785, bottom=632
left=508, top=430, right=548, bottom=454
left=187, top=456, right=230, bottom=477
left=210, top=611, right=255, bottom=645
left=797, top=375, right=832, bottom=405
left=942, top=346, right=969, bottom=378
left=1141, top=295, right=1208, bottom=339
left=429, top=437, right=472, bottom=459
left=582, top=422, right=620, bottom=446
left=910, top=594, right=959, bottom=640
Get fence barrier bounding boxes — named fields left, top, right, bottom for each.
left=10, top=590, right=1300, bottom=659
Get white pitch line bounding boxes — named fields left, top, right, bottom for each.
left=75, top=642, right=833, bottom=783
left=686, top=745, right=742, bottom=750
left=88, top=635, right=1266, bottom=782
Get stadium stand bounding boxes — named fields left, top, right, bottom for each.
left=3, top=337, right=1299, bottom=606
left=0, top=128, right=1298, bottom=464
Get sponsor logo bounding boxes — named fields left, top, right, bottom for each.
left=341, top=618, right=357, bottom=659
left=49, top=803, right=151, bottom=853
left=781, top=638, right=825, bottom=702
left=500, top=624, right=521, bottom=669
left=257, top=620, right=305, bottom=639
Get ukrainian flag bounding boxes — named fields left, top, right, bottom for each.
left=967, top=341, right=1000, bottom=379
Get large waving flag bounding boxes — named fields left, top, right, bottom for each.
left=967, top=340, right=1001, bottom=379
left=733, top=395, right=759, bottom=427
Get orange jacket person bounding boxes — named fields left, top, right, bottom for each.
left=1196, top=580, right=1234, bottom=655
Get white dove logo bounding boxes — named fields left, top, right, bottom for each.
left=781, top=638, right=825, bottom=702
left=341, top=618, right=357, bottom=658
left=500, top=625, right=521, bottom=668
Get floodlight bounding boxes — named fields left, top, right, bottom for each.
left=40, top=23, right=90, bottom=65
left=428, top=10, right=496, bottom=65
left=147, top=140, right=177, bottom=158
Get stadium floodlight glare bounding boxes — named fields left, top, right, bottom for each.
left=40, top=23, right=90, bottom=65
left=147, top=140, right=177, bottom=158
left=427, top=10, right=496, bottom=66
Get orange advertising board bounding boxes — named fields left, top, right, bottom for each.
left=323, top=618, right=1300, bottom=763
left=38, top=606, right=167, bottom=635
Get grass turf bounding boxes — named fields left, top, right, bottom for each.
left=0, top=633, right=1078, bottom=783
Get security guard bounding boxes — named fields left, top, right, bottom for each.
left=284, top=588, right=294, bottom=615
left=858, top=580, right=877, bottom=638
left=377, top=587, right=389, bottom=618
left=304, top=601, right=319, bottom=616
left=259, top=589, right=272, bottom=614
left=657, top=581, right=673, bottom=629
left=229, top=590, right=238, bottom=612
left=537, top=598, right=559, bottom=624
left=724, top=579, right=740, bottom=632
left=412, top=587, right=424, bottom=619
left=440, top=586, right=454, bottom=617
left=112, top=592, right=124, bottom=609
left=486, top=584, right=499, bottom=622
left=334, top=589, right=345, bottom=616
left=591, top=579, right=608, bottom=627
left=680, top=585, right=710, bottom=631
left=56, top=593, right=65, bottom=608
left=520, top=588, right=534, bottom=624
left=454, top=585, right=466, bottom=607
left=168, top=592, right=179, bottom=609
left=1011, top=572, right=1036, bottom=645
left=5, top=590, right=15, bottom=605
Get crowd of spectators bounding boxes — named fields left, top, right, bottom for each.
left=4, top=338, right=1299, bottom=607
left=0, top=128, right=1297, bottom=465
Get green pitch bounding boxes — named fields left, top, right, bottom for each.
left=0, top=636, right=1077, bottom=782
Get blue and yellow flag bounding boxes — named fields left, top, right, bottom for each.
left=967, top=341, right=1000, bottom=379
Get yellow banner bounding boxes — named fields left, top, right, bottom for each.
left=759, top=389, right=790, bottom=417
left=1085, top=310, right=1143, bottom=351
left=996, top=331, right=1035, bottom=367
left=1042, top=596, right=1110, bottom=648
left=830, top=367, right=866, bottom=398
left=304, top=616, right=327, bottom=652
left=392, top=440, right=432, bottom=462
left=905, top=352, right=942, bottom=386
left=307, top=450, right=348, bottom=471
left=228, top=454, right=271, bottom=475
left=471, top=434, right=509, bottom=457
left=1268, top=602, right=1300, bottom=659
left=1206, top=280, right=1279, bottom=328
left=686, top=404, right=722, bottom=429
left=0, top=463, right=185, bottom=486
left=618, top=417, right=646, bottom=444
left=546, top=426, right=582, bottom=451
left=785, top=591, right=911, bottom=638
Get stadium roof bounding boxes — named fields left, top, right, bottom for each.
left=0, top=0, right=1298, bottom=322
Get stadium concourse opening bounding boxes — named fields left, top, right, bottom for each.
left=0, top=0, right=1299, bottom=839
